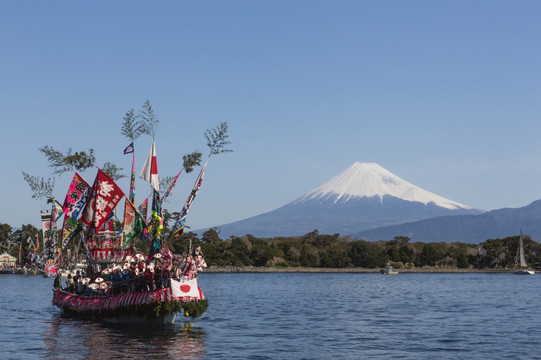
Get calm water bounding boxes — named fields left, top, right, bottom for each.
left=1, top=272, right=540, bottom=359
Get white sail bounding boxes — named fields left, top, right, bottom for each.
left=519, top=232, right=528, bottom=268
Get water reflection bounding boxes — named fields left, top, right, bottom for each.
left=43, top=315, right=206, bottom=360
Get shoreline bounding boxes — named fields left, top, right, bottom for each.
left=204, top=266, right=512, bottom=274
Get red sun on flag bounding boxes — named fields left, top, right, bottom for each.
left=171, top=278, right=200, bottom=298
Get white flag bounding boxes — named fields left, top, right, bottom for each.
left=139, top=140, right=159, bottom=192
left=171, top=278, right=200, bottom=298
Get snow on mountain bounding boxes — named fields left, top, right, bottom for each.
left=298, top=162, right=471, bottom=210
left=207, top=162, right=482, bottom=238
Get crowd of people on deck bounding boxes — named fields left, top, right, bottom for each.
left=54, top=249, right=206, bottom=297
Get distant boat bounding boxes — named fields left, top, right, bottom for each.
left=514, top=231, right=535, bottom=275
left=381, top=262, right=398, bottom=275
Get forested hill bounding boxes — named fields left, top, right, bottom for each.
left=175, top=229, right=541, bottom=271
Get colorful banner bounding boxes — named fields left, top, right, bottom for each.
left=169, top=160, right=208, bottom=239
left=41, top=210, right=54, bottom=261
left=138, top=197, right=149, bottom=223
left=53, top=199, right=64, bottom=222
left=61, top=172, right=91, bottom=220
left=121, top=199, right=147, bottom=250
left=46, top=203, right=60, bottom=261
left=149, top=189, right=163, bottom=254
left=81, top=169, right=125, bottom=232
left=61, top=218, right=83, bottom=251
left=44, top=259, right=58, bottom=276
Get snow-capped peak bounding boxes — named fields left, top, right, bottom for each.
left=299, top=162, right=471, bottom=210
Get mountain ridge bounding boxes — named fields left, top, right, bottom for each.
left=353, top=200, right=541, bottom=243
left=206, top=162, right=482, bottom=238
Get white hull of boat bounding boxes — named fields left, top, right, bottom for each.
left=514, top=269, right=535, bottom=275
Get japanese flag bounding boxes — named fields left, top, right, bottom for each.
left=171, top=278, right=200, bottom=298
left=139, top=140, right=159, bottom=192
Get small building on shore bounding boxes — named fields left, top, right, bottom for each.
left=0, top=252, right=17, bottom=268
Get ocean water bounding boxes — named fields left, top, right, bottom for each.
left=1, top=272, right=540, bottom=359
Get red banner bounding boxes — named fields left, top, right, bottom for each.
left=81, top=169, right=125, bottom=232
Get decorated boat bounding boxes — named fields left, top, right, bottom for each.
left=52, top=245, right=209, bottom=323
left=47, top=129, right=226, bottom=322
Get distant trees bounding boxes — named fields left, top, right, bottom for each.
left=0, top=223, right=13, bottom=253
left=173, top=232, right=540, bottom=271
left=474, top=235, right=541, bottom=269
left=3, top=215, right=540, bottom=271
left=0, top=223, right=40, bottom=261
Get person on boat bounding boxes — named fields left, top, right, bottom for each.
left=73, top=270, right=81, bottom=284
left=66, top=273, right=74, bottom=292
left=174, top=262, right=183, bottom=280
left=53, top=272, right=62, bottom=289
left=144, top=265, right=154, bottom=291
left=162, top=263, right=171, bottom=288
left=183, top=255, right=198, bottom=280
left=128, top=267, right=136, bottom=292
left=76, top=276, right=84, bottom=294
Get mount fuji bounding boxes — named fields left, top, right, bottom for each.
left=210, top=162, right=484, bottom=238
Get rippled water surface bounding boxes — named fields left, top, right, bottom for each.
left=1, top=272, right=540, bottom=359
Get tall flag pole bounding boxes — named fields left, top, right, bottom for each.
left=138, top=140, right=161, bottom=256
left=168, top=159, right=208, bottom=240
left=124, top=142, right=136, bottom=203
left=48, top=200, right=64, bottom=259
left=161, top=168, right=183, bottom=204
left=18, top=241, right=22, bottom=265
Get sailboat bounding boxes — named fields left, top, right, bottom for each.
left=514, top=231, right=535, bottom=275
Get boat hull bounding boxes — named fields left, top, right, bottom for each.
left=59, top=307, right=178, bottom=324
left=52, top=288, right=208, bottom=323
left=513, top=269, right=535, bottom=275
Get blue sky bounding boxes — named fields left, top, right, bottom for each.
left=1, top=1, right=541, bottom=233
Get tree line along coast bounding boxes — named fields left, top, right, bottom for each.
left=3, top=221, right=539, bottom=272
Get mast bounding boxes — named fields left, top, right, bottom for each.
left=519, top=231, right=528, bottom=268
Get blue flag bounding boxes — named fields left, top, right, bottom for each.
left=123, top=142, right=134, bottom=154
